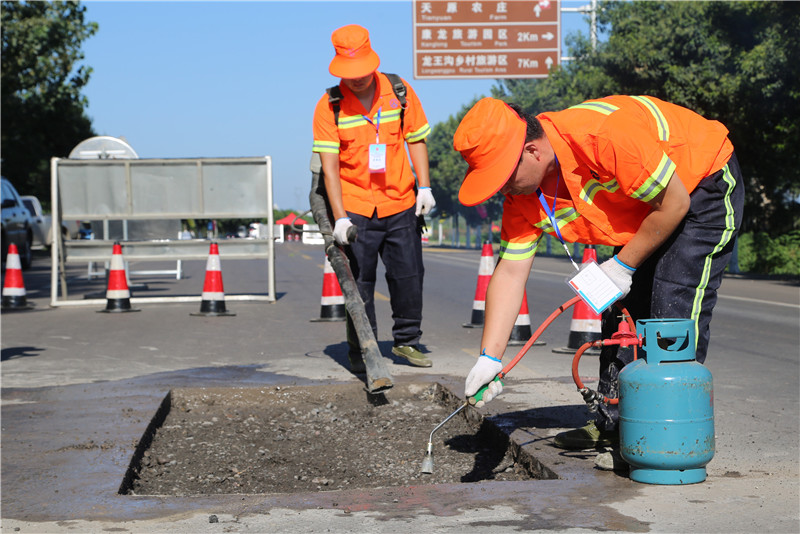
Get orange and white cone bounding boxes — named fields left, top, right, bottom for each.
left=2, top=243, right=32, bottom=310
left=191, top=242, right=235, bottom=316
left=508, top=290, right=544, bottom=346
left=99, top=242, right=139, bottom=313
left=311, top=256, right=346, bottom=322
left=553, top=245, right=601, bottom=355
left=463, top=241, right=495, bottom=328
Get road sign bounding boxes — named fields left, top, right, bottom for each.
left=413, top=0, right=561, bottom=79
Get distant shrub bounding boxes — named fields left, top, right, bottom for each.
left=736, top=231, right=800, bottom=276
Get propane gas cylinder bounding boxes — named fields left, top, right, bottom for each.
left=619, top=318, right=714, bottom=485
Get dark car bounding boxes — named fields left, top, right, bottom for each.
left=1, top=177, right=34, bottom=269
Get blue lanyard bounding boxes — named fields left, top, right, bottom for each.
left=537, top=155, right=579, bottom=271
left=362, top=107, right=382, bottom=144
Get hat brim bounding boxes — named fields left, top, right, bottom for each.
left=329, top=51, right=380, bottom=79
left=458, top=127, right=525, bottom=206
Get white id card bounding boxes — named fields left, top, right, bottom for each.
left=368, top=144, right=387, bottom=173
left=566, top=259, right=623, bottom=314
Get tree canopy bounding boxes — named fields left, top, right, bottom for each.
left=1, top=0, right=97, bottom=203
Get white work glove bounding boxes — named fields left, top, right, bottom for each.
left=464, top=354, right=504, bottom=408
left=415, top=187, right=436, bottom=216
left=599, top=255, right=636, bottom=299
left=333, top=217, right=353, bottom=245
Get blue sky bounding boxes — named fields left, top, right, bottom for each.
left=81, top=1, right=593, bottom=211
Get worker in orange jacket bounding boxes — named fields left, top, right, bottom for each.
left=454, top=97, right=744, bottom=461
left=312, top=25, right=436, bottom=372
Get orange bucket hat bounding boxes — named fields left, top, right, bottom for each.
left=329, top=24, right=380, bottom=79
left=454, top=98, right=526, bottom=206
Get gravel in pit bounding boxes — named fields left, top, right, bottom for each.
left=128, top=382, right=536, bottom=496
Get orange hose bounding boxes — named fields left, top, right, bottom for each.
left=570, top=305, right=638, bottom=406
left=498, top=296, right=582, bottom=379
left=496, top=297, right=641, bottom=408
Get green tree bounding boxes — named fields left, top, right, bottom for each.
left=1, top=0, right=97, bottom=203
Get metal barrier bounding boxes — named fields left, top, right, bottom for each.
left=50, top=156, right=276, bottom=307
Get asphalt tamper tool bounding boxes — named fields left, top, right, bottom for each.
left=308, top=153, right=393, bottom=394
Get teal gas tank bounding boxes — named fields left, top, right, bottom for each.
left=619, top=319, right=714, bottom=485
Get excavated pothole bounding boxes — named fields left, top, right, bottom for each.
left=123, top=382, right=543, bottom=496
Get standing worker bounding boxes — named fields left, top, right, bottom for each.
left=312, top=24, right=436, bottom=373
left=453, top=96, right=743, bottom=461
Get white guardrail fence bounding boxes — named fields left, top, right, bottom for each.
left=49, top=156, right=276, bottom=307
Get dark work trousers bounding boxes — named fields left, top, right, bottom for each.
left=596, top=153, right=745, bottom=432
left=344, top=206, right=424, bottom=356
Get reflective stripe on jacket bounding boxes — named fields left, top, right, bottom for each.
left=312, top=72, right=431, bottom=218
left=500, top=95, right=733, bottom=260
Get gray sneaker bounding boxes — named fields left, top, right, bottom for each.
left=391, top=345, right=432, bottom=367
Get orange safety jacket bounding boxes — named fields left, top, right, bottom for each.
left=499, top=95, right=734, bottom=261
left=312, top=72, right=431, bottom=218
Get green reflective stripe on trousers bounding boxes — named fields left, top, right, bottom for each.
left=690, top=163, right=738, bottom=348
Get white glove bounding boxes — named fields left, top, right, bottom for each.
left=464, top=354, right=504, bottom=407
left=333, top=217, right=353, bottom=245
left=415, top=187, right=436, bottom=216
left=599, top=255, right=636, bottom=298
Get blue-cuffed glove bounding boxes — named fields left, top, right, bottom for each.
left=465, top=353, right=504, bottom=407
left=600, top=255, right=636, bottom=298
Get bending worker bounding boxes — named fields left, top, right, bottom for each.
left=454, top=96, right=744, bottom=451
left=312, top=24, right=436, bottom=372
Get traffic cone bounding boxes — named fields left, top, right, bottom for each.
left=99, top=242, right=139, bottom=313
left=191, top=242, right=235, bottom=317
left=508, top=290, right=545, bottom=346
left=2, top=244, right=33, bottom=310
left=553, top=245, right=601, bottom=355
left=463, top=241, right=495, bottom=328
left=311, top=255, right=345, bottom=322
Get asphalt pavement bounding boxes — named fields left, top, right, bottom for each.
left=1, top=242, right=798, bottom=533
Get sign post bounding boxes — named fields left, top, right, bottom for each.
left=413, top=0, right=561, bottom=79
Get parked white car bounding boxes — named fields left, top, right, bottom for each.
left=21, top=195, right=81, bottom=249
left=1, top=178, right=34, bottom=269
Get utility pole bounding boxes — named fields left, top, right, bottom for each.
left=560, top=0, right=598, bottom=61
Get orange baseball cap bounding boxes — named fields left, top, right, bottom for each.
left=454, top=98, right=526, bottom=206
left=329, top=24, right=380, bottom=79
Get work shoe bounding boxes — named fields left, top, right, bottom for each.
left=348, top=352, right=366, bottom=374
left=553, top=421, right=619, bottom=450
left=391, top=345, right=432, bottom=368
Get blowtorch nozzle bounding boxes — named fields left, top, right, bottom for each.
left=420, top=442, right=434, bottom=474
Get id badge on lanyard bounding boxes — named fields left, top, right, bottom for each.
left=543, top=156, right=623, bottom=314
left=365, top=107, right=386, bottom=173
